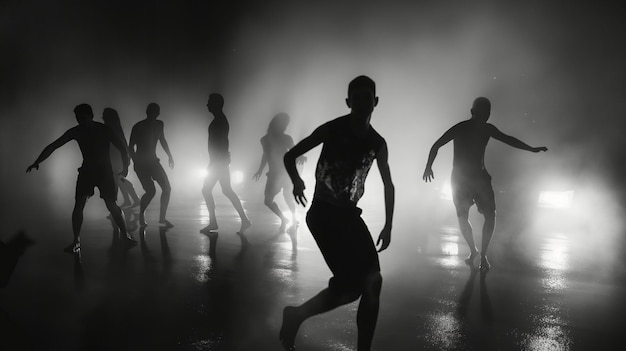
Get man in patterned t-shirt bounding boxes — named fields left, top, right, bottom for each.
left=280, top=76, right=395, bottom=351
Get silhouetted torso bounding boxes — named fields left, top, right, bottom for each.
left=262, top=133, right=293, bottom=174
left=132, top=120, right=163, bottom=163
left=452, top=120, right=493, bottom=176
left=69, top=122, right=115, bottom=170
left=314, top=116, right=384, bottom=207
left=208, top=117, right=229, bottom=160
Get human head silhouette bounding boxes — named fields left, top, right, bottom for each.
left=74, top=104, right=94, bottom=125
left=146, top=103, right=160, bottom=120
left=102, top=108, right=120, bottom=126
left=268, top=113, right=290, bottom=134
left=207, top=93, right=224, bottom=114
left=346, top=75, right=378, bottom=118
left=471, top=97, right=491, bottom=123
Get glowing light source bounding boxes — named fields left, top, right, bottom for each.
left=197, top=169, right=209, bottom=178
left=232, top=170, right=244, bottom=184
left=440, top=182, right=453, bottom=201
left=537, top=191, right=574, bottom=209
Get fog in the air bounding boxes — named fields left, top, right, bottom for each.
left=1, top=1, right=624, bottom=253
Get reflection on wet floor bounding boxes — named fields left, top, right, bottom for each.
left=0, top=199, right=623, bottom=350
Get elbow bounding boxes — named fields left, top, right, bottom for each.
left=284, top=150, right=295, bottom=165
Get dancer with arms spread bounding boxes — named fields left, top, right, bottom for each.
left=27, top=103, right=137, bottom=252
left=423, top=97, right=547, bottom=270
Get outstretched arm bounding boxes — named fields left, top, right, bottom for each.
left=376, top=142, right=395, bottom=252
left=158, top=122, right=175, bottom=168
left=26, top=130, right=74, bottom=172
left=423, top=127, right=455, bottom=182
left=253, top=139, right=268, bottom=181
left=490, top=125, right=548, bottom=153
left=283, top=124, right=328, bottom=206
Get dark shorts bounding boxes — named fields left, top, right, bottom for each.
left=306, top=200, right=380, bottom=293
left=134, top=159, right=167, bottom=189
left=75, top=166, right=116, bottom=201
left=451, top=170, right=496, bottom=214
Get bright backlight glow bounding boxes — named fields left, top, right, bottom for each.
left=197, top=169, right=209, bottom=178
left=232, top=170, right=244, bottom=184
left=440, top=182, right=453, bottom=201
left=537, top=191, right=574, bottom=209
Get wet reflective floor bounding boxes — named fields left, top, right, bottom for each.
left=1, top=197, right=624, bottom=350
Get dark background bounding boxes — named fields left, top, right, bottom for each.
left=1, top=0, right=625, bottom=230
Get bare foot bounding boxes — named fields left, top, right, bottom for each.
left=279, top=306, right=301, bottom=351
left=63, top=240, right=80, bottom=254
left=121, top=235, right=137, bottom=248
left=278, top=218, right=288, bottom=233
left=139, top=213, right=147, bottom=226
left=479, top=255, right=491, bottom=271
left=287, top=221, right=299, bottom=235
left=159, top=219, right=174, bottom=228
left=464, top=250, right=479, bottom=267
left=200, top=222, right=218, bottom=233
left=239, top=219, right=252, bottom=234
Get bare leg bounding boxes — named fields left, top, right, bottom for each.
left=202, top=172, right=219, bottom=231
left=480, top=211, right=496, bottom=271
left=119, top=179, right=140, bottom=207
left=265, top=176, right=287, bottom=230
left=283, top=188, right=298, bottom=230
left=153, top=164, right=173, bottom=227
left=139, top=180, right=156, bottom=226
left=67, top=196, right=88, bottom=252
left=280, top=288, right=361, bottom=350
left=456, top=207, right=479, bottom=265
left=220, top=171, right=250, bottom=233
left=356, top=272, right=383, bottom=351
left=105, top=199, right=136, bottom=247
left=265, top=195, right=287, bottom=231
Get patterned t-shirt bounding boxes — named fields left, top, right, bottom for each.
left=314, top=116, right=385, bottom=208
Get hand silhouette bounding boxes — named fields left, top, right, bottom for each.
left=376, top=226, right=391, bottom=252
left=292, top=179, right=307, bottom=207
left=423, top=167, right=434, bottom=182
left=26, top=163, right=39, bottom=173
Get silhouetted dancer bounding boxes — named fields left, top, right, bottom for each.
left=253, top=113, right=306, bottom=233
left=103, top=108, right=140, bottom=209
left=129, top=103, right=174, bottom=228
left=0, top=231, right=34, bottom=288
left=201, top=93, right=251, bottom=235
left=26, top=104, right=137, bottom=253
left=279, top=76, right=395, bottom=351
left=423, top=97, right=547, bottom=271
